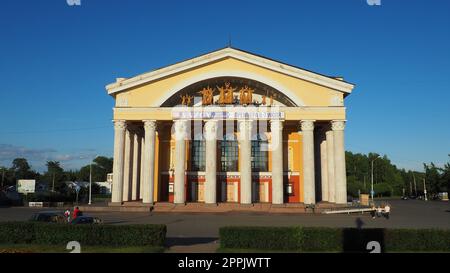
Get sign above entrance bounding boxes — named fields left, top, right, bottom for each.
left=172, top=106, right=285, bottom=120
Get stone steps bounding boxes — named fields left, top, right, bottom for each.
left=80, top=202, right=347, bottom=213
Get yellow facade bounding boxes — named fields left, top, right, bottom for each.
left=107, top=47, right=354, bottom=206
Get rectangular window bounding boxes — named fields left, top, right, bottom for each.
left=251, top=139, right=268, bottom=172
left=288, top=146, right=294, bottom=171
left=220, top=140, right=238, bottom=172
left=191, top=140, right=205, bottom=171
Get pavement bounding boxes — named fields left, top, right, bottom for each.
left=1, top=199, right=449, bottom=252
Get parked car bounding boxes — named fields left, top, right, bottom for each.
left=29, top=211, right=65, bottom=223
left=70, top=216, right=102, bottom=225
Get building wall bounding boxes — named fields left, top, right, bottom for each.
left=153, top=121, right=304, bottom=203
left=114, top=58, right=345, bottom=108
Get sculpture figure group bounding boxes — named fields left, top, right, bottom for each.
left=180, top=82, right=275, bottom=106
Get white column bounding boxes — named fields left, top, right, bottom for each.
left=301, top=120, right=316, bottom=204
left=320, top=130, right=329, bottom=202
left=174, top=120, right=187, bottom=204
left=139, top=135, right=145, bottom=200
left=131, top=130, right=141, bottom=201
left=111, top=120, right=126, bottom=203
left=204, top=120, right=218, bottom=204
left=271, top=120, right=284, bottom=205
left=239, top=120, right=252, bottom=204
left=142, top=120, right=156, bottom=204
left=332, top=120, right=347, bottom=204
left=122, top=127, right=133, bottom=202
left=326, top=129, right=335, bottom=203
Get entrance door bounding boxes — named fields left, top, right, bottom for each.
left=259, top=182, right=269, bottom=202
left=198, top=183, right=204, bottom=202
left=191, top=182, right=204, bottom=202
left=226, top=183, right=237, bottom=202
left=191, top=182, right=198, bottom=201
left=221, top=181, right=227, bottom=202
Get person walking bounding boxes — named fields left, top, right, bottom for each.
left=383, top=204, right=391, bottom=219
left=370, top=205, right=377, bottom=219
left=73, top=206, right=80, bottom=220
left=64, top=209, right=71, bottom=223
left=376, top=206, right=383, bottom=217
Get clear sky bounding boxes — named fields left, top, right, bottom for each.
left=0, top=0, right=449, bottom=172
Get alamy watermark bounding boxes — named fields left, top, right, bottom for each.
left=66, top=0, right=81, bottom=6
left=367, top=0, right=381, bottom=6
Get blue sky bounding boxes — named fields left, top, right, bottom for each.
left=0, top=0, right=449, bottom=172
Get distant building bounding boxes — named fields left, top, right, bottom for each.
left=96, top=181, right=112, bottom=194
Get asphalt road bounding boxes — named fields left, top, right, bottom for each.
left=1, top=200, right=449, bottom=239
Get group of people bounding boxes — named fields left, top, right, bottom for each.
left=371, top=203, right=391, bottom=219
left=63, top=207, right=82, bottom=223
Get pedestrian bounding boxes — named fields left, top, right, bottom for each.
left=370, top=205, right=376, bottom=219
left=64, top=209, right=71, bottom=223
left=376, top=206, right=383, bottom=217
left=383, top=204, right=391, bottom=219
left=73, top=206, right=80, bottom=219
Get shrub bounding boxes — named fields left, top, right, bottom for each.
left=27, top=191, right=73, bottom=203
left=385, top=229, right=450, bottom=252
left=220, top=226, right=302, bottom=250
left=302, top=227, right=342, bottom=252
left=219, top=226, right=450, bottom=252
left=0, top=222, right=35, bottom=244
left=0, top=222, right=166, bottom=247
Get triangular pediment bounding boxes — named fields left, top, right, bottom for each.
left=106, top=47, right=355, bottom=96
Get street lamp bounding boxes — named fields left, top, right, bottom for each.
left=371, top=155, right=380, bottom=204
left=423, top=178, right=428, bottom=201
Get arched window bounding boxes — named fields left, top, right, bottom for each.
left=220, top=133, right=238, bottom=172
left=251, top=134, right=268, bottom=172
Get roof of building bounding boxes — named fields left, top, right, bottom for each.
left=106, top=46, right=355, bottom=95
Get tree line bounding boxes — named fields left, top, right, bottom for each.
left=0, top=156, right=113, bottom=192
left=1, top=152, right=449, bottom=198
left=346, top=152, right=450, bottom=197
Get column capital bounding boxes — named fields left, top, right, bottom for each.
left=174, top=119, right=188, bottom=141
left=204, top=120, right=218, bottom=140
left=331, top=120, right=346, bottom=131
left=113, top=120, right=126, bottom=130
left=143, top=120, right=157, bottom=131
left=270, top=119, right=284, bottom=131
left=300, top=120, right=315, bottom=131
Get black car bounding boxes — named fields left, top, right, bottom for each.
left=29, top=211, right=65, bottom=223
left=70, top=216, right=102, bottom=225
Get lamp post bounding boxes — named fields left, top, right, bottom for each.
left=89, top=162, right=92, bottom=205
left=423, top=178, right=428, bottom=201
left=371, top=155, right=380, bottom=204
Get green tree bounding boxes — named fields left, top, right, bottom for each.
left=10, top=158, right=32, bottom=180
left=345, top=151, right=411, bottom=197
left=441, top=155, right=450, bottom=192
left=76, top=156, right=113, bottom=182
left=423, top=162, right=444, bottom=194
left=45, top=161, right=64, bottom=191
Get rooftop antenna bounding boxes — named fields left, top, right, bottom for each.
left=228, top=33, right=232, bottom=48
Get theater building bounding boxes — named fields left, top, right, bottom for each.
left=105, top=47, right=355, bottom=206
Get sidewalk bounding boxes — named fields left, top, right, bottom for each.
left=165, top=237, right=219, bottom=253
